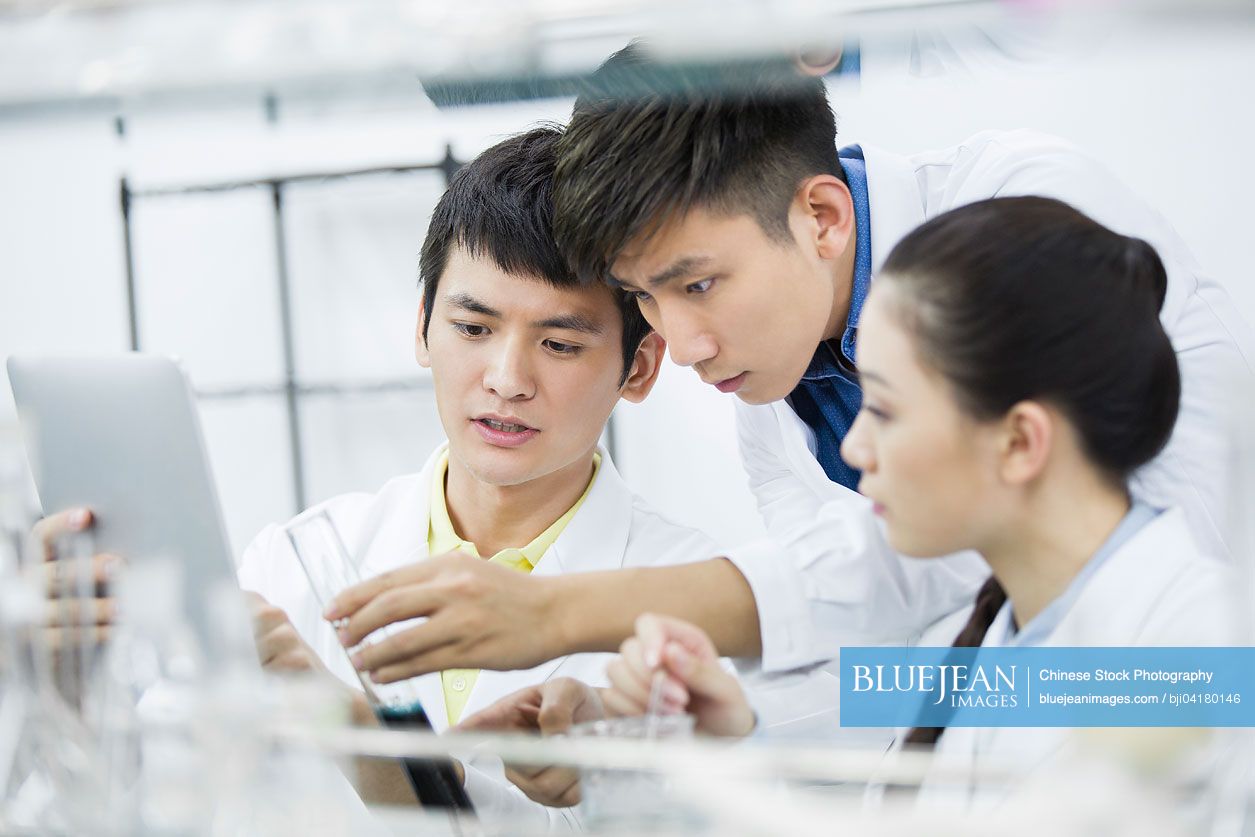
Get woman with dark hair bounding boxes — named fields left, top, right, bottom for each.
left=600, top=196, right=1236, bottom=801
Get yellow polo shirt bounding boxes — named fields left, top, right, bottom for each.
left=428, top=447, right=601, bottom=726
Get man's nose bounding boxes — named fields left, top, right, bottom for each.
left=483, top=341, right=536, bottom=400
left=661, top=311, right=718, bottom=369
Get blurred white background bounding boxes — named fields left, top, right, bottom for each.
left=2, top=4, right=1253, bottom=559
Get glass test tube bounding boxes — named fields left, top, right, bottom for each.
left=283, top=510, right=474, bottom=812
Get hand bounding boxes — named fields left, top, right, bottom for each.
left=32, top=508, right=121, bottom=650
left=605, top=613, right=755, bottom=738
left=246, top=591, right=332, bottom=676
left=457, top=678, right=605, bottom=807
left=324, top=552, right=559, bottom=683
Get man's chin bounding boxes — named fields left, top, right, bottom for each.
left=451, top=446, right=533, bottom=487
left=734, top=379, right=791, bottom=406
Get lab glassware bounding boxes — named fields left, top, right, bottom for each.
left=568, top=713, right=699, bottom=830
left=283, top=510, right=473, bottom=812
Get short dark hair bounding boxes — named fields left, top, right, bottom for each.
left=881, top=196, right=1180, bottom=485
left=419, top=126, right=651, bottom=383
left=554, top=41, right=844, bottom=285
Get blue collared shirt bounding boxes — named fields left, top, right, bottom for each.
left=786, top=145, right=873, bottom=491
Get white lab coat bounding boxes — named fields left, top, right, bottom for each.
left=913, top=507, right=1237, bottom=810
left=725, top=129, right=1255, bottom=673
left=237, top=445, right=780, bottom=831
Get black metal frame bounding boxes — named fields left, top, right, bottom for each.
left=119, top=149, right=463, bottom=512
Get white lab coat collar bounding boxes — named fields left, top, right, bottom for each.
left=861, top=143, right=928, bottom=273
left=351, top=443, right=635, bottom=729
left=924, top=507, right=1233, bottom=810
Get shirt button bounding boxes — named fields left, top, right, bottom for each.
left=451, top=676, right=467, bottom=692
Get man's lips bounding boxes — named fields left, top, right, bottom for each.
left=470, top=415, right=539, bottom=448
left=711, top=372, right=747, bottom=394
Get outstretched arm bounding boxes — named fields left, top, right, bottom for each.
left=325, top=553, right=761, bottom=683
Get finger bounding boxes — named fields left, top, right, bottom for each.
left=350, top=614, right=459, bottom=675
left=514, top=766, right=582, bottom=808
left=241, top=591, right=269, bottom=612
left=33, top=508, right=93, bottom=560
left=508, top=763, right=546, bottom=782
left=457, top=686, right=544, bottom=732
left=43, top=625, right=112, bottom=650
left=618, top=638, right=660, bottom=701
left=605, top=659, right=651, bottom=711
left=458, top=701, right=540, bottom=733
left=337, top=584, right=445, bottom=649
left=255, top=623, right=300, bottom=666
left=324, top=557, right=451, bottom=621
left=42, top=553, right=121, bottom=598
left=557, top=780, right=582, bottom=807
left=601, top=687, right=646, bottom=718
left=536, top=679, right=594, bottom=735
left=251, top=602, right=296, bottom=639
left=636, top=613, right=719, bottom=668
left=367, top=647, right=464, bottom=685
left=663, top=641, right=740, bottom=704
left=44, top=597, right=115, bottom=627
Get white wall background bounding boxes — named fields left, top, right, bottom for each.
left=2, top=19, right=1253, bottom=557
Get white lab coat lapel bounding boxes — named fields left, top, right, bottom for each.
left=924, top=509, right=1210, bottom=808
left=453, top=448, right=635, bottom=724
left=768, top=400, right=836, bottom=499
left=861, top=143, right=928, bottom=273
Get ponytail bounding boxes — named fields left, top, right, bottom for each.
left=903, top=576, right=1007, bottom=747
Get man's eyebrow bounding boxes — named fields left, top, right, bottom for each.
left=534, top=313, right=604, bottom=335
left=646, top=255, right=713, bottom=289
left=444, top=292, right=500, bottom=318
left=609, top=256, right=713, bottom=292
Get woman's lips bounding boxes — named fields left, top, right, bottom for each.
left=471, top=418, right=539, bottom=448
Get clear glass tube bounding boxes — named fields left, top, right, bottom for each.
left=283, top=510, right=473, bottom=812
left=283, top=509, right=421, bottom=712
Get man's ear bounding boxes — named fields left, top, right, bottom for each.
left=795, top=175, right=855, bottom=263
left=415, top=298, right=431, bottom=368
left=998, top=401, right=1054, bottom=486
left=618, top=332, right=666, bottom=404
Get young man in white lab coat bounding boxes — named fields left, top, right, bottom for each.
left=37, top=127, right=729, bottom=829
left=326, top=44, right=1253, bottom=716
left=239, top=126, right=741, bottom=828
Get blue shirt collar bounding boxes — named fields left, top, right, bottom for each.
left=997, top=501, right=1161, bottom=647
left=799, top=144, right=873, bottom=381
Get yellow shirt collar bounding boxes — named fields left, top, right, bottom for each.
left=427, top=446, right=601, bottom=572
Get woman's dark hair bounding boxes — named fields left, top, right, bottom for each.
left=883, top=195, right=1179, bottom=485
left=887, top=196, right=1181, bottom=747
left=419, top=125, right=651, bottom=385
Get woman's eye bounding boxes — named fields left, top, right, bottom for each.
left=865, top=405, right=891, bottom=422
left=685, top=278, right=714, bottom=295
left=630, top=290, right=653, bottom=304
left=453, top=323, right=488, bottom=337
left=544, top=339, right=581, bottom=355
